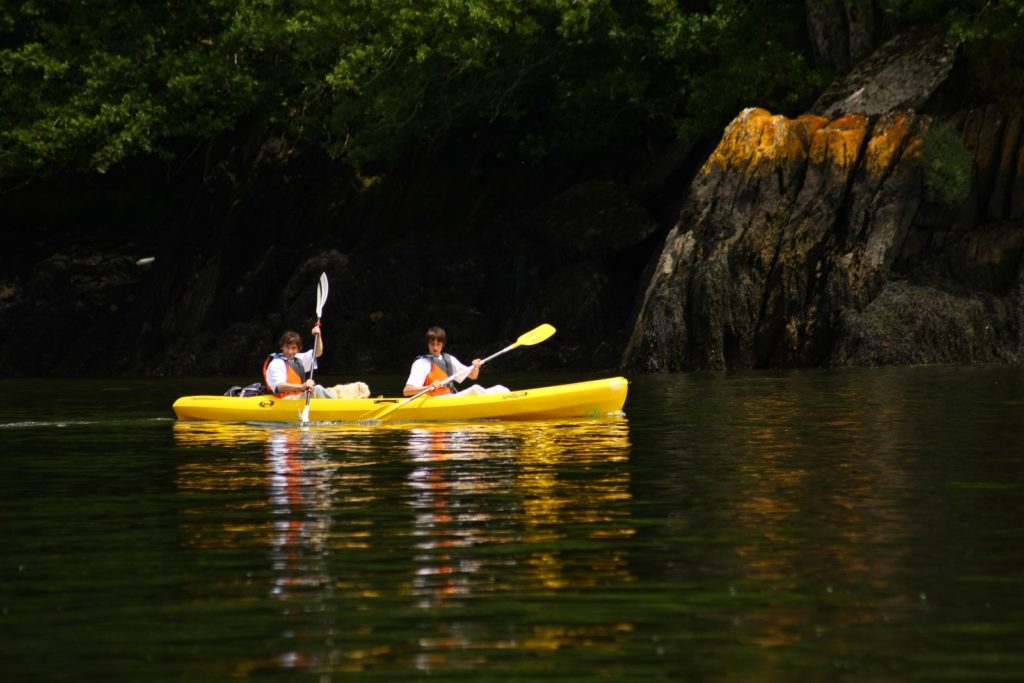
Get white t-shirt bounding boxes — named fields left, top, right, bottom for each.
left=266, top=349, right=316, bottom=394
left=405, top=354, right=471, bottom=389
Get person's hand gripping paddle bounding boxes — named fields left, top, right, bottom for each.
left=359, top=323, right=556, bottom=422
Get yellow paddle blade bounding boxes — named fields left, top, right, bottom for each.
left=514, top=323, right=556, bottom=347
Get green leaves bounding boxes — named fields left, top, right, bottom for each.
left=922, top=122, right=972, bottom=208
left=0, top=1, right=866, bottom=178
left=2, top=3, right=197, bottom=174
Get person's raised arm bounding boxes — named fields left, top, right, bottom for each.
left=311, top=324, right=324, bottom=357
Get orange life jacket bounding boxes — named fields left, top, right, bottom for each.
left=421, top=354, right=456, bottom=396
left=263, top=354, right=306, bottom=398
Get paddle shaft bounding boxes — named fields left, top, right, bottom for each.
left=359, top=322, right=556, bottom=422
left=403, top=341, right=515, bottom=401
left=363, top=341, right=521, bottom=421
left=301, top=273, right=329, bottom=422
left=393, top=342, right=516, bottom=405
left=302, top=320, right=325, bottom=401
left=309, top=273, right=329, bottom=386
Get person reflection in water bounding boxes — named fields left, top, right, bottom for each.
left=403, top=326, right=508, bottom=397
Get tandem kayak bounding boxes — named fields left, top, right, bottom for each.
left=172, top=376, right=628, bottom=423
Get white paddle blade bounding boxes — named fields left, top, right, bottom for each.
left=315, top=272, right=329, bottom=318
left=300, top=404, right=310, bottom=423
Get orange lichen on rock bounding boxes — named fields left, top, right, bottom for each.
left=808, top=114, right=869, bottom=169
left=863, top=112, right=921, bottom=179
left=703, top=108, right=828, bottom=177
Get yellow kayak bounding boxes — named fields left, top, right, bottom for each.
left=172, top=376, right=628, bottom=423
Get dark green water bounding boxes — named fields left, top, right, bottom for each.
left=2, top=367, right=1023, bottom=682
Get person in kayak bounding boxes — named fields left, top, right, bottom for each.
left=403, top=326, right=509, bottom=397
left=263, top=326, right=331, bottom=398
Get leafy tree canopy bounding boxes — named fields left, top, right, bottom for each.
left=2, top=0, right=1018, bottom=179
left=0, top=0, right=826, bottom=177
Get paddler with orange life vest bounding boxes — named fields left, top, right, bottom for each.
left=403, top=326, right=509, bottom=397
left=264, top=326, right=331, bottom=398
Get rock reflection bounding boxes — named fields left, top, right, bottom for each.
left=173, top=418, right=636, bottom=675
left=711, top=386, right=923, bottom=652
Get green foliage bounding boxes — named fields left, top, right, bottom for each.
left=6, top=0, right=1023, bottom=180
left=954, top=1, right=1024, bottom=105
left=878, top=0, right=1024, bottom=104
left=0, top=0, right=823, bottom=177
left=922, top=122, right=972, bottom=207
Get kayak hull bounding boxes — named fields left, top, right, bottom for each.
left=172, top=376, right=628, bottom=423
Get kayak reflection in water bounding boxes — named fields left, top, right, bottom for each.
left=403, top=326, right=509, bottom=398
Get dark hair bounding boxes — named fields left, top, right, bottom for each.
left=425, top=326, right=447, bottom=344
left=279, top=330, right=302, bottom=348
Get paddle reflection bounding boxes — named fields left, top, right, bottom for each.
left=172, top=418, right=634, bottom=675
left=176, top=423, right=343, bottom=673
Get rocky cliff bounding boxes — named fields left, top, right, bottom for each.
left=621, top=104, right=1024, bottom=370
left=619, top=24, right=1023, bottom=372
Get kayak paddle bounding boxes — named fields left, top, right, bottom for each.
left=359, top=323, right=556, bottom=422
left=300, top=271, right=329, bottom=423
